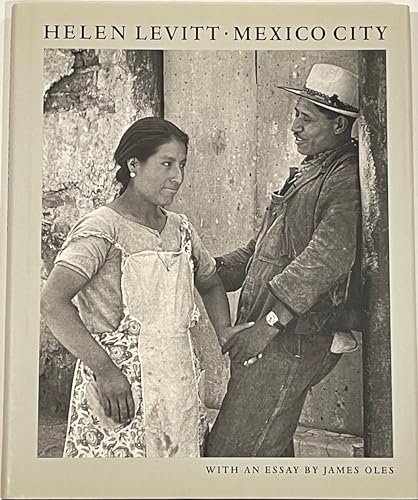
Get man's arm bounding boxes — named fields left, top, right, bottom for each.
left=269, top=161, right=361, bottom=316
left=222, top=161, right=361, bottom=363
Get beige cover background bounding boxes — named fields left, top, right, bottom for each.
left=2, top=1, right=418, bottom=499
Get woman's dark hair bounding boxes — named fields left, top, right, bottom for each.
left=114, top=117, right=189, bottom=194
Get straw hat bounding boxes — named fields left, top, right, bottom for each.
left=276, top=63, right=359, bottom=118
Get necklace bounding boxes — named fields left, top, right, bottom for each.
left=157, top=252, right=174, bottom=271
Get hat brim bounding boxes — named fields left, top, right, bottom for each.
left=275, top=86, right=359, bottom=118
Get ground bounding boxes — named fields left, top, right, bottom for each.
left=37, top=408, right=363, bottom=458
left=38, top=411, right=67, bottom=458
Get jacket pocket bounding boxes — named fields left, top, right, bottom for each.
left=257, top=212, right=292, bottom=265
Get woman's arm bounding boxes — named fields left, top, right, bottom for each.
left=41, top=265, right=134, bottom=424
left=215, top=237, right=256, bottom=292
left=196, top=272, right=254, bottom=347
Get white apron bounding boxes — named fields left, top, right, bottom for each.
left=63, top=217, right=206, bottom=458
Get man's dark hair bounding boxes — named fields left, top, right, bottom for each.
left=316, top=105, right=356, bottom=131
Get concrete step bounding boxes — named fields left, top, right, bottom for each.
left=294, top=425, right=364, bottom=457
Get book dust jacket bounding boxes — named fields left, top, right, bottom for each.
left=1, top=1, right=417, bottom=499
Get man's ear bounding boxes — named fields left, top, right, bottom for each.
left=333, top=115, right=350, bottom=136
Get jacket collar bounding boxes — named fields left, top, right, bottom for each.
left=301, top=141, right=356, bottom=171
left=271, top=140, right=357, bottom=204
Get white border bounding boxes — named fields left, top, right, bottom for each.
left=0, top=1, right=417, bottom=499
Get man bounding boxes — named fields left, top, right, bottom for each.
left=206, top=63, right=363, bottom=457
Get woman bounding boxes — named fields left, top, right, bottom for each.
left=41, top=117, right=251, bottom=458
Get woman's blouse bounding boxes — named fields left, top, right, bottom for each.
left=54, top=206, right=216, bottom=334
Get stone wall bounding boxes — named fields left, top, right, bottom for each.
left=40, top=50, right=374, bottom=443
left=358, top=51, right=392, bottom=456
left=166, top=50, right=364, bottom=436
left=40, top=49, right=162, bottom=416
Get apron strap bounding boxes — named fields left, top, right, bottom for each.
left=179, top=215, right=193, bottom=255
left=178, top=215, right=200, bottom=292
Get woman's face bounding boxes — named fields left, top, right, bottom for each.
left=131, top=139, right=187, bottom=207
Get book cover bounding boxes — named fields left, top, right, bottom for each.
left=1, top=1, right=417, bottom=498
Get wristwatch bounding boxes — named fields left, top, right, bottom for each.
left=265, top=310, right=280, bottom=328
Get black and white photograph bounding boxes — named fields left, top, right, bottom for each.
left=38, top=48, right=391, bottom=459
left=2, top=1, right=418, bottom=498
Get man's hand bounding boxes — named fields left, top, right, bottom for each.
left=95, top=363, right=135, bottom=424
left=221, top=319, right=280, bottom=365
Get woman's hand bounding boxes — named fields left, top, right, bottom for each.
left=95, top=363, right=135, bottom=424
left=218, top=322, right=255, bottom=348
left=221, top=319, right=279, bottom=364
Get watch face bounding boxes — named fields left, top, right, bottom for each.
left=266, top=311, right=279, bottom=326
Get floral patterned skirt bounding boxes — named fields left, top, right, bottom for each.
left=64, top=329, right=207, bottom=458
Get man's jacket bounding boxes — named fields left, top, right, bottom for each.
left=217, top=141, right=364, bottom=336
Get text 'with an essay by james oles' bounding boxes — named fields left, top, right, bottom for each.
left=205, top=464, right=395, bottom=476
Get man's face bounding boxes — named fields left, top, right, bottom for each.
left=291, top=98, right=341, bottom=156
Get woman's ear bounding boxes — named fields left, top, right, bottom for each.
left=127, top=157, right=139, bottom=176
left=127, top=157, right=138, bottom=168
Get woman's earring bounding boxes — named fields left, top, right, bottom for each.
left=130, top=172, right=136, bottom=178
